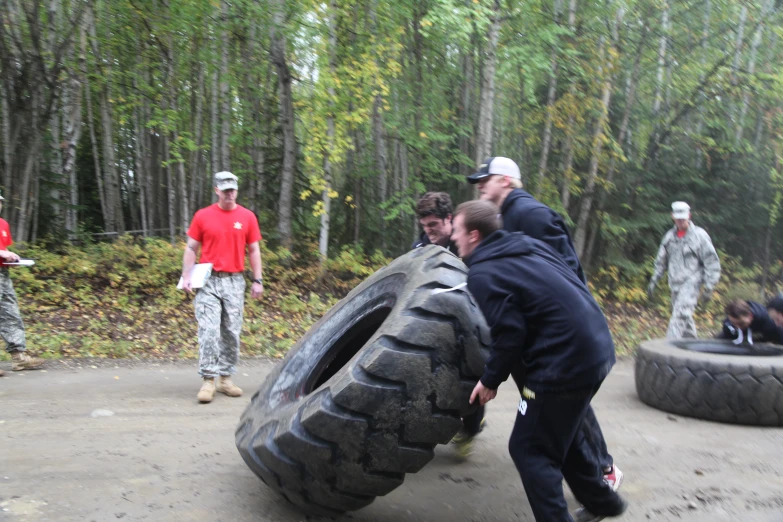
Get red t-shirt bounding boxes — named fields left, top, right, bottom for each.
left=0, top=218, right=12, bottom=250
left=187, top=204, right=262, bottom=272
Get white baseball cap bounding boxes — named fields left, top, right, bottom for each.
left=671, top=201, right=690, bottom=219
left=467, top=157, right=521, bottom=184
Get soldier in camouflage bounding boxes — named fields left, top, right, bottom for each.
left=182, top=172, right=264, bottom=403
left=0, top=191, right=44, bottom=376
left=648, top=201, right=721, bottom=339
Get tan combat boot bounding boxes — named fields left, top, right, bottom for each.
left=217, top=375, right=243, bottom=397
left=197, top=377, right=216, bottom=403
left=11, top=351, right=44, bottom=371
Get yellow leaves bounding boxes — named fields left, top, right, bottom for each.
left=344, top=195, right=353, bottom=203
left=420, top=18, right=433, bottom=28
left=327, top=189, right=339, bottom=199
left=419, top=132, right=428, bottom=139
left=300, top=190, right=312, bottom=200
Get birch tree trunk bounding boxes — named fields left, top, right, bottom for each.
left=560, top=0, right=578, bottom=210
left=735, top=0, right=773, bottom=145
left=474, top=0, right=502, bottom=169
left=63, top=59, right=83, bottom=234
left=320, top=0, right=337, bottom=264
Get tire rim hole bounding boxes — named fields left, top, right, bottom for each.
left=673, top=341, right=783, bottom=357
left=307, top=304, right=395, bottom=392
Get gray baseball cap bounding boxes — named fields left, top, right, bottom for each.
left=214, top=171, right=238, bottom=191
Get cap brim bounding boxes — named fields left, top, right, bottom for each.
left=467, top=173, right=491, bottom=184
left=672, top=212, right=689, bottom=219
left=217, top=182, right=238, bottom=191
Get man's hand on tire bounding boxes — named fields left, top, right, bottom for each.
left=470, top=381, right=497, bottom=406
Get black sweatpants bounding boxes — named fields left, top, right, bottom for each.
left=580, top=405, right=613, bottom=471
left=508, top=380, right=625, bottom=521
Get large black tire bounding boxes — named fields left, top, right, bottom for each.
left=635, top=338, right=783, bottom=426
left=236, top=246, right=490, bottom=516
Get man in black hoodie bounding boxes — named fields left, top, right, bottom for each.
left=453, top=200, right=627, bottom=522
left=467, top=157, right=621, bottom=491
left=718, top=299, right=783, bottom=345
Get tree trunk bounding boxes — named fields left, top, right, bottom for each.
left=62, top=66, right=83, bottom=234
left=652, top=5, right=669, bottom=118
left=695, top=0, right=710, bottom=169
left=84, top=74, right=108, bottom=230
left=574, top=32, right=616, bottom=257
left=189, top=57, right=205, bottom=212
left=210, top=65, right=219, bottom=175
left=133, top=93, right=148, bottom=236
left=735, top=0, right=773, bottom=145
left=474, top=0, right=502, bottom=169
left=270, top=0, right=297, bottom=250
left=320, top=0, right=338, bottom=265
left=535, top=0, right=563, bottom=195
left=219, top=0, right=231, bottom=171
left=353, top=123, right=365, bottom=245
left=458, top=1, right=476, bottom=177
left=559, top=0, right=578, bottom=211
left=162, top=133, right=176, bottom=241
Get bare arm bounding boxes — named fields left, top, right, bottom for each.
left=0, top=249, right=20, bottom=262
left=248, top=241, right=264, bottom=299
left=181, top=237, right=201, bottom=293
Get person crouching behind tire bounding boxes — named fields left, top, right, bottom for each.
left=412, top=192, right=485, bottom=458
left=181, top=172, right=264, bottom=403
left=452, top=200, right=628, bottom=522
left=718, top=299, right=783, bottom=345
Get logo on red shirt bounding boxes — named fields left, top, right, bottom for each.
left=234, top=222, right=242, bottom=230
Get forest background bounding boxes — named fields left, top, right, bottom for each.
left=2, top=0, right=783, bottom=360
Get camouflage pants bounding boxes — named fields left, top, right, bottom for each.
left=194, top=273, right=245, bottom=378
left=667, top=282, right=700, bottom=340
left=0, top=270, right=26, bottom=353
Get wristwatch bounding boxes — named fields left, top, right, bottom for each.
left=252, top=278, right=263, bottom=284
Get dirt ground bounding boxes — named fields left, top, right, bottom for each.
left=1, top=357, right=782, bottom=522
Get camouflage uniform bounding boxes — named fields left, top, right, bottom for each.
left=194, top=273, right=245, bottom=378
left=650, top=222, right=721, bottom=339
left=0, top=269, right=27, bottom=352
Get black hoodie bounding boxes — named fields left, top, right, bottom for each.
left=411, top=231, right=458, bottom=255
left=465, top=230, right=615, bottom=392
left=500, top=188, right=586, bottom=284
left=719, top=301, right=783, bottom=344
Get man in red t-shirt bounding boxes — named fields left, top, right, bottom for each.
left=0, top=191, right=44, bottom=376
left=181, top=172, right=264, bottom=403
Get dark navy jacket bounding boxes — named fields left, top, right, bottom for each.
left=719, top=301, right=783, bottom=344
left=411, top=231, right=458, bottom=255
left=465, top=230, right=615, bottom=392
left=500, top=188, right=586, bottom=284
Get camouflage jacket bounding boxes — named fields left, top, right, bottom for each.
left=651, top=222, right=721, bottom=290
